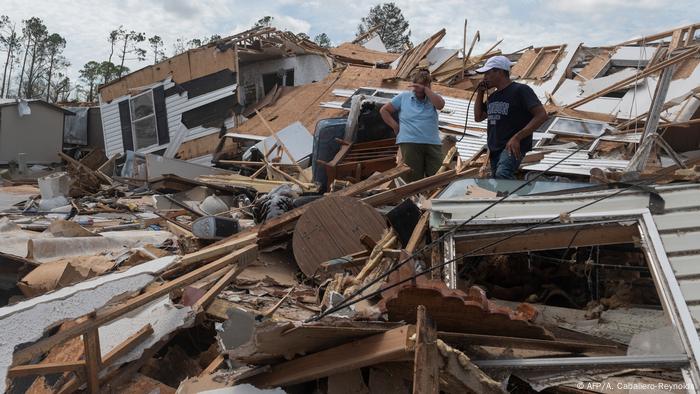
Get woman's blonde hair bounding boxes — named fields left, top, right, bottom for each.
left=412, top=69, right=432, bottom=85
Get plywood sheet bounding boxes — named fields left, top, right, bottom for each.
left=189, top=46, right=237, bottom=79
left=292, top=196, right=387, bottom=277
left=166, top=52, right=192, bottom=84
left=576, top=49, right=612, bottom=81
left=126, top=66, right=155, bottom=91
left=511, top=49, right=538, bottom=79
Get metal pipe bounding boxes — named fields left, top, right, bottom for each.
left=473, top=354, right=689, bottom=370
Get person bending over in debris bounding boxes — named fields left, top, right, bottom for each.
left=380, top=69, right=445, bottom=182
left=474, top=55, right=548, bottom=179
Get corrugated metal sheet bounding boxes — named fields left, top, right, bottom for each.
left=99, top=81, right=237, bottom=157
left=522, top=151, right=629, bottom=175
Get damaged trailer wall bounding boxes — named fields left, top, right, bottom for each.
left=100, top=75, right=237, bottom=158
left=0, top=103, right=67, bottom=165
left=238, top=54, right=332, bottom=105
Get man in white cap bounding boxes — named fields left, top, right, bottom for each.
left=474, top=55, right=547, bottom=179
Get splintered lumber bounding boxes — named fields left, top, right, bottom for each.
left=13, top=245, right=258, bottom=367
left=413, top=306, right=439, bottom=394
left=245, top=325, right=415, bottom=388
left=255, top=109, right=310, bottom=183
left=394, top=29, right=446, bottom=79
left=7, top=361, right=85, bottom=378
left=83, top=328, right=102, bottom=393
left=193, top=266, right=242, bottom=311
left=172, top=231, right=258, bottom=272
left=258, top=165, right=411, bottom=239
left=566, top=47, right=700, bottom=109
left=362, top=167, right=479, bottom=207
left=59, top=324, right=153, bottom=393
left=197, top=173, right=317, bottom=193
left=436, top=340, right=504, bottom=394
left=227, top=321, right=619, bottom=366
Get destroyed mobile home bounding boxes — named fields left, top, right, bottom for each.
left=0, top=21, right=699, bottom=393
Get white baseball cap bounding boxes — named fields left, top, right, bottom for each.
left=476, top=55, right=513, bottom=73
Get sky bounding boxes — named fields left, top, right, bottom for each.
left=2, top=0, right=697, bottom=95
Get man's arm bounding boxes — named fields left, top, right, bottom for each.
left=474, top=82, right=488, bottom=122
left=422, top=86, right=445, bottom=110
left=505, top=104, right=548, bottom=159
left=380, top=102, right=400, bottom=135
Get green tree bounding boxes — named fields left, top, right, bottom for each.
left=79, top=60, right=100, bottom=102
left=148, top=35, right=164, bottom=64
left=314, top=33, right=331, bottom=48
left=357, top=3, right=411, bottom=53
left=18, top=17, right=48, bottom=97
left=297, top=33, right=310, bottom=41
left=107, top=27, right=124, bottom=64
left=254, top=16, right=274, bottom=28
left=98, top=61, right=128, bottom=84
left=0, top=15, right=22, bottom=97
left=117, top=30, right=146, bottom=78
left=44, top=33, right=66, bottom=101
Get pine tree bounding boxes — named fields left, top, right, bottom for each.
left=357, top=3, right=411, bottom=53
left=314, top=33, right=331, bottom=48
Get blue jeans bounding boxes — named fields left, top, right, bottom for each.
left=489, top=150, right=521, bottom=179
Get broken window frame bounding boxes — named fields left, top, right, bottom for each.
left=546, top=116, right=609, bottom=138
left=432, top=207, right=700, bottom=389
left=129, top=90, right=159, bottom=151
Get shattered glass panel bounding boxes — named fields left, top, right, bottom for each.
left=133, top=116, right=157, bottom=150
left=548, top=117, right=607, bottom=138
left=130, top=91, right=155, bottom=120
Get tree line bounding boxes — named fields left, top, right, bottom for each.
left=0, top=16, right=69, bottom=102
left=0, top=3, right=411, bottom=103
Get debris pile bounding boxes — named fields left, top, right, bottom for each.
left=0, top=22, right=699, bottom=394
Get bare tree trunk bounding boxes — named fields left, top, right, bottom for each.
left=6, top=52, right=15, bottom=98
left=118, top=37, right=128, bottom=78
left=0, top=49, right=10, bottom=97
left=17, top=36, right=31, bottom=98
left=88, top=81, right=94, bottom=102
left=25, top=40, right=39, bottom=98
left=45, top=53, right=55, bottom=101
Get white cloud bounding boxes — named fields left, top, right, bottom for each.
left=0, top=0, right=694, bottom=98
left=272, top=15, right=311, bottom=34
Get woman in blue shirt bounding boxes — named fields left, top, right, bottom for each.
left=380, top=70, right=445, bottom=182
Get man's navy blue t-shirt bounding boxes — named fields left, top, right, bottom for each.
left=486, top=82, right=541, bottom=153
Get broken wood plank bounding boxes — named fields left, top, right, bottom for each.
left=255, top=109, right=310, bottom=183
left=57, top=324, right=155, bottom=394
left=102, top=324, right=154, bottom=365
left=83, top=328, right=102, bottom=393
left=413, top=306, right=439, bottom=394
left=7, top=361, right=85, bottom=378
left=362, top=167, right=478, bottom=207
left=193, top=265, right=247, bottom=312
left=201, top=354, right=226, bottom=376
left=245, top=325, right=415, bottom=387
left=567, top=47, right=700, bottom=109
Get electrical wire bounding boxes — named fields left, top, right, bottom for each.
left=307, top=170, right=667, bottom=322
left=457, top=87, right=482, bottom=143
left=307, top=137, right=603, bottom=322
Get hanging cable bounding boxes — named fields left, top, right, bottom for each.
left=306, top=170, right=668, bottom=322
left=307, top=137, right=612, bottom=322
